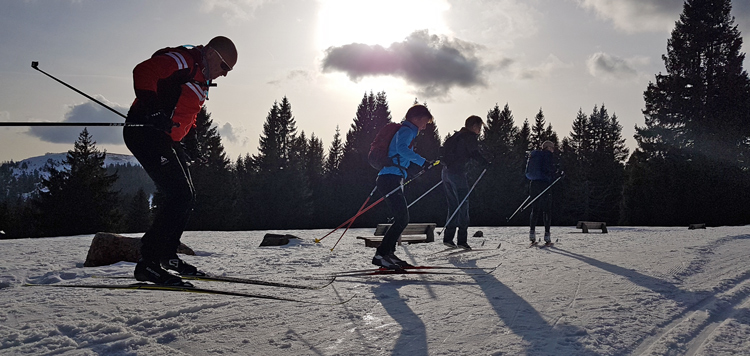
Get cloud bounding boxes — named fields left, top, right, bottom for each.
left=445, top=0, right=540, bottom=48
left=200, top=0, right=271, bottom=22
left=574, top=0, right=683, bottom=33
left=516, top=54, right=572, bottom=80
left=26, top=97, right=128, bottom=145
left=217, top=121, right=248, bottom=145
left=587, top=52, right=636, bottom=79
left=322, top=30, right=492, bottom=99
left=267, top=70, right=313, bottom=86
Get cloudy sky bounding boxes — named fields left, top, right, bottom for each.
left=1, top=0, right=749, bottom=163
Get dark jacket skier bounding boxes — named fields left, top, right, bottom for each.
left=440, top=115, right=489, bottom=249
left=526, top=140, right=555, bottom=244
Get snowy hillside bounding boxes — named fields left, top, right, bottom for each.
left=4, top=152, right=140, bottom=178
left=1, top=226, right=750, bottom=355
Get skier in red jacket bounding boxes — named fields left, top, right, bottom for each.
left=123, top=36, right=237, bottom=285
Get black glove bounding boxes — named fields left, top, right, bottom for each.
left=148, top=110, right=178, bottom=133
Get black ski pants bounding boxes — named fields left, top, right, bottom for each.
left=375, top=174, right=409, bottom=257
left=529, top=179, right=551, bottom=233
left=123, top=126, right=195, bottom=262
left=441, top=167, right=470, bottom=245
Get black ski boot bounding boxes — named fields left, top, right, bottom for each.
left=160, top=258, right=206, bottom=277
left=134, top=259, right=191, bottom=286
left=372, top=254, right=402, bottom=270
left=387, top=253, right=413, bottom=268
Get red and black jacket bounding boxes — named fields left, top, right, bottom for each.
left=127, top=46, right=209, bottom=142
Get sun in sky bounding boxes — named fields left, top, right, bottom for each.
left=316, top=0, right=452, bottom=49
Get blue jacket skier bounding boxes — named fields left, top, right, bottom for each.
left=372, top=104, right=435, bottom=269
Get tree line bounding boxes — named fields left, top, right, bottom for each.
left=0, top=0, right=748, bottom=238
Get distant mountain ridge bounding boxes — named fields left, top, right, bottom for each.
left=1, top=152, right=155, bottom=199
left=4, top=152, right=141, bottom=178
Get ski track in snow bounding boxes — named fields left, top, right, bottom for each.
left=0, top=226, right=749, bottom=355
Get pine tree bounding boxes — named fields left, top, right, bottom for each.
left=324, top=126, right=343, bottom=177
left=36, top=128, right=120, bottom=237
left=531, top=109, right=547, bottom=148
left=244, top=97, right=312, bottom=228
left=515, top=119, right=532, bottom=154
left=187, top=107, right=236, bottom=230
left=639, top=0, right=750, bottom=163
left=473, top=104, right=526, bottom=225
left=559, top=105, right=628, bottom=224
left=626, top=0, right=750, bottom=225
left=336, top=91, right=393, bottom=227
left=233, top=153, right=256, bottom=230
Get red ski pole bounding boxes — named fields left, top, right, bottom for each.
left=328, top=186, right=377, bottom=251
left=315, top=160, right=440, bottom=244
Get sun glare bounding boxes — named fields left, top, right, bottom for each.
left=316, top=0, right=451, bottom=49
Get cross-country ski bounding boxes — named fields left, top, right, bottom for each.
left=23, top=282, right=353, bottom=305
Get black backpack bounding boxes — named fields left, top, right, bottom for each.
left=525, top=150, right=544, bottom=180
left=440, top=131, right=461, bottom=168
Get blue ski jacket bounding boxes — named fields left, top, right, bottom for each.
left=378, top=120, right=426, bottom=178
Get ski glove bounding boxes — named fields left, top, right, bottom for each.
left=148, top=110, right=179, bottom=133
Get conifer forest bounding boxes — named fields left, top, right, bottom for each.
left=1, top=0, right=749, bottom=238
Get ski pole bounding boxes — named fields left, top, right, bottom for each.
left=328, top=186, right=377, bottom=252
left=30, top=61, right=127, bottom=119
left=407, top=180, right=442, bottom=209
left=315, top=160, right=440, bottom=243
left=520, top=174, right=563, bottom=212
left=0, top=122, right=149, bottom=127
left=438, top=168, right=487, bottom=236
left=506, top=195, right=531, bottom=222
left=506, top=174, right=564, bottom=222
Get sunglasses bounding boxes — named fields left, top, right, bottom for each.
left=211, top=47, right=232, bottom=72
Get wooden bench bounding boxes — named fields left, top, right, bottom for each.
left=356, top=223, right=436, bottom=248
left=576, top=221, right=608, bottom=233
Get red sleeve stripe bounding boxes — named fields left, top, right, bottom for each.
left=165, top=52, right=188, bottom=70
left=185, top=82, right=207, bottom=101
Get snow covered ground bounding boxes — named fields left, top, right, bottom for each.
left=1, top=225, right=749, bottom=355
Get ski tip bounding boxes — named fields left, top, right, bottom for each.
left=314, top=239, right=321, bottom=243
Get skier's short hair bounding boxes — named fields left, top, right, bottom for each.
left=405, top=104, right=433, bottom=124
left=465, top=115, right=484, bottom=129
